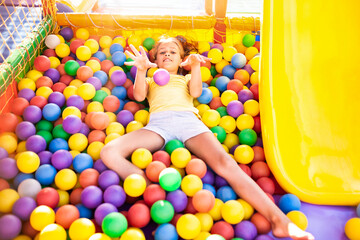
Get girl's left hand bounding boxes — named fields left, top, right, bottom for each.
left=180, top=54, right=211, bottom=68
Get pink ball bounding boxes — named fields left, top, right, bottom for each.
left=153, top=69, right=170, bottom=86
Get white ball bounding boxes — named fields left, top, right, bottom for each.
left=18, top=178, right=42, bottom=199
left=45, top=34, right=61, bottom=49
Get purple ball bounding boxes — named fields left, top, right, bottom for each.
left=215, top=175, right=229, bottom=188
left=0, top=157, right=18, bottom=179
left=243, top=64, right=255, bottom=76
left=86, top=77, right=102, bottom=90
left=26, top=135, right=47, bottom=153
left=23, top=105, right=42, bottom=123
left=130, top=66, right=137, bottom=79
left=12, top=197, right=37, bottom=221
left=62, top=115, right=82, bottom=134
left=230, top=144, right=240, bottom=155
left=0, top=147, right=9, bottom=159
left=76, top=60, right=85, bottom=66
left=81, top=186, right=103, bottom=209
left=235, top=220, right=258, bottom=240
left=98, top=170, right=120, bottom=190
left=15, top=121, right=36, bottom=140
left=103, top=185, right=126, bottom=208
left=226, top=100, right=244, bottom=118
left=211, top=43, right=224, bottom=51
left=44, top=68, right=60, bottom=83
left=38, top=150, right=52, bottom=165
left=78, top=123, right=90, bottom=136
left=116, top=110, right=134, bottom=127
left=93, top=158, right=108, bottom=173
left=51, top=149, right=73, bottom=170
left=255, top=235, right=274, bottom=240
left=18, top=88, right=35, bottom=101
left=59, top=27, right=73, bottom=41
left=66, top=95, right=85, bottom=110
left=0, top=214, right=22, bottom=240
left=111, top=70, right=127, bottom=86
left=48, top=92, right=66, bottom=107
left=166, top=190, right=188, bottom=213
left=201, top=51, right=209, bottom=57
left=238, top=89, right=254, bottom=103
left=201, top=169, right=215, bottom=185
left=255, top=137, right=263, bottom=147
left=153, top=69, right=170, bottom=86
left=94, top=203, right=118, bottom=226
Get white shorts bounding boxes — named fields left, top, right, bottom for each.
left=142, top=111, right=211, bottom=145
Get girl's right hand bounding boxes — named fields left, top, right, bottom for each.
left=124, top=44, right=157, bottom=71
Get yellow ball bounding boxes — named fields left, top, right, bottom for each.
left=223, top=46, right=238, bottom=62
left=221, top=200, right=244, bottom=224
left=171, top=147, right=191, bottom=169
left=84, top=39, right=100, bottom=54
left=197, top=41, right=211, bottom=54
left=36, top=86, right=53, bottom=99
left=104, top=133, right=120, bottom=144
left=123, top=174, right=146, bottom=197
left=127, top=34, right=142, bottom=49
left=62, top=106, right=82, bottom=119
left=234, top=144, right=254, bottom=164
left=345, top=218, right=360, bottom=240
left=39, top=223, right=67, bottom=240
left=55, top=43, right=70, bottom=58
left=120, top=228, right=145, bottom=240
left=200, top=67, right=211, bottom=82
left=56, top=34, right=65, bottom=43
left=77, top=83, right=96, bottom=100
left=63, top=85, right=78, bottom=99
left=17, top=151, right=40, bottom=173
left=250, top=71, right=259, bottom=85
left=244, top=99, right=260, bottom=117
left=194, top=232, right=211, bottom=240
left=68, top=133, right=88, bottom=152
left=181, top=174, right=203, bottom=197
left=49, top=56, right=61, bottom=69
left=208, top=198, right=224, bottom=221
left=87, top=101, right=104, bottom=113
left=99, top=36, right=113, bottom=49
left=237, top=199, right=254, bottom=220
left=55, top=169, right=77, bottom=190
left=69, top=79, right=83, bottom=88
left=89, top=233, right=112, bottom=240
left=195, top=213, right=213, bottom=232
left=215, top=59, right=229, bottom=74
left=76, top=46, right=92, bottom=62
left=126, top=120, right=144, bottom=133
left=16, top=140, right=27, bottom=153
left=101, top=87, right=111, bottom=96
left=76, top=28, right=90, bottom=40
left=220, top=90, right=238, bottom=106
left=86, top=59, right=101, bottom=72
left=106, top=122, right=125, bottom=135
left=287, top=211, right=308, bottom=231
left=69, top=218, right=95, bottom=240
left=196, top=104, right=210, bottom=117
left=202, top=109, right=221, bottom=128
left=208, top=86, right=220, bottom=98
left=112, top=36, right=126, bottom=48
left=236, top=114, right=255, bottom=130
left=26, top=69, right=43, bottom=81
left=56, top=189, right=70, bottom=207
left=219, top=115, right=236, bottom=133
left=245, top=47, right=259, bottom=61
left=30, top=205, right=56, bottom=231
left=131, top=148, right=153, bottom=169
left=18, top=78, right=36, bottom=91
left=0, top=189, right=20, bottom=213
left=14, top=235, right=32, bottom=240
left=223, top=132, right=240, bottom=150
left=208, top=48, right=223, bottom=64
left=176, top=214, right=201, bottom=240
left=102, top=48, right=111, bottom=58
left=134, top=109, right=149, bottom=126
left=0, top=133, right=17, bottom=154
left=147, top=67, right=158, bottom=77
left=87, top=141, right=104, bottom=160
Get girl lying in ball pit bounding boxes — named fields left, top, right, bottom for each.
left=100, top=35, right=315, bottom=240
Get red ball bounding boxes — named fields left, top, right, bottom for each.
left=61, top=56, right=75, bottom=64
left=10, top=97, right=29, bottom=116
left=36, top=187, right=59, bottom=208
left=211, top=221, right=235, bottom=240
left=29, top=95, right=48, bottom=109
left=87, top=130, right=106, bottom=144
left=123, top=79, right=133, bottom=89
left=170, top=213, right=182, bottom=226
left=209, top=96, right=224, bottom=110
left=57, top=64, right=66, bottom=76
left=250, top=83, right=259, bottom=100
left=70, top=39, right=84, bottom=54
left=59, top=75, right=74, bottom=85
left=252, top=146, right=265, bottom=162
left=227, top=79, right=244, bottom=94
left=126, top=85, right=135, bottom=100
left=184, top=197, right=197, bottom=214
left=127, top=203, right=151, bottom=228
left=200, top=60, right=211, bottom=69
left=70, top=188, right=83, bottom=205
left=251, top=161, right=270, bottom=180
left=239, top=163, right=252, bottom=177
left=55, top=204, right=80, bottom=229
left=0, top=112, right=19, bottom=133
left=145, top=161, right=166, bottom=183
left=143, top=184, right=166, bottom=206
left=100, top=60, right=114, bottom=75
left=79, top=168, right=99, bottom=188
left=22, top=221, right=38, bottom=238
left=256, top=177, right=275, bottom=195
left=251, top=212, right=271, bottom=234
left=123, top=101, right=140, bottom=115
left=34, top=55, right=51, bottom=72
left=152, top=150, right=171, bottom=167
left=52, top=82, right=67, bottom=93
left=253, top=116, right=261, bottom=134
left=36, top=76, right=53, bottom=89
left=43, top=49, right=57, bottom=58
left=103, top=95, right=120, bottom=112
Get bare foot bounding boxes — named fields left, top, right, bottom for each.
left=271, top=216, right=315, bottom=240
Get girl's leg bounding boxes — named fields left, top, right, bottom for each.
left=185, top=132, right=314, bottom=240
left=100, top=129, right=164, bottom=184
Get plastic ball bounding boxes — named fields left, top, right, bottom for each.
left=278, top=194, right=301, bottom=214
left=45, top=34, right=61, bottom=49
left=220, top=90, right=238, bottom=107
left=131, top=148, right=153, bottom=169
left=202, top=109, right=220, bottom=128
left=0, top=189, right=20, bottom=213
left=197, top=88, right=213, bottom=104
left=77, top=83, right=96, bottom=100
left=236, top=114, right=254, bottom=130
left=99, top=36, right=113, bottom=49
left=75, top=28, right=89, bottom=40
left=55, top=204, right=80, bottom=229
left=220, top=200, right=244, bottom=224
left=185, top=158, right=207, bottom=178
left=102, top=212, right=128, bottom=238
left=181, top=174, right=203, bottom=197
left=239, top=128, right=257, bottom=146
left=245, top=47, right=259, bottom=61
left=176, top=214, right=201, bottom=239
left=55, top=168, right=77, bottom=190
left=143, top=184, right=166, bottom=206
left=121, top=228, right=145, bottom=240
left=36, top=187, right=59, bottom=208
left=150, top=200, right=175, bottom=224
left=112, top=51, right=127, bottom=67
left=231, top=53, right=247, bottom=69
left=286, top=210, right=308, bottom=230
left=153, top=69, right=170, bottom=86
left=215, top=76, right=230, bottom=92
left=73, top=153, right=93, bottom=173
left=81, top=186, right=103, bottom=209
left=30, top=205, right=55, bottom=231
left=123, top=174, right=146, bottom=197
left=127, top=203, right=150, bottom=228
left=16, top=151, right=40, bottom=174
left=55, top=43, right=70, bottom=58
left=0, top=157, right=18, bottom=179
left=234, top=145, right=254, bottom=164
left=159, top=168, right=182, bottom=191
left=116, top=110, right=134, bottom=127
left=249, top=55, right=260, bottom=72
left=111, top=70, right=127, bottom=86
left=51, top=149, right=72, bottom=170
left=89, top=233, right=112, bottom=240
left=154, top=223, right=178, bottom=240
left=103, top=185, right=126, bottom=208
left=208, top=48, right=223, bottom=64
left=143, top=37, right=156, bottom=51
left=68, top=133, right=88, bottom=152
left=242, top=34, right=255, bottom=47
left=234, top=220, right=257, bottom=239
left=192, top=189, right=215, bottom=213
left=64, top=60, right=80, bottom=76
left=345, top=217, right=360, bottom=240
left=166, top=189, right=188, bottom=213
left=251, top=212, right=271, bottom=234
left=170, top=147, right=191, bottom=168
left=69, top=218, right=95, bottom=240
left=109, top=43, right=124, bottom=55
left=94, top=203, right=118, bottom=226
left=38, top=223, right=66, bottom=240
left=164, top=139, right=184, bottom=155
left=0, top=214, right=22, bottom=240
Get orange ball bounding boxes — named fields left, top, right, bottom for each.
left=90, top=112, right=110, bottom=130
left=22, top=221, right=38, bottom=238
left=185, top=158, right=207, bottom=178
left=57, top=63, right=66, bottom=76
left=87, top=129, right=106, bottom=143
left=192, top=189, right=215, bottom=213
left=103, top=95, right=121, bottom=112
left=251, top=212, right=271, bottom=234
left=100, top=60, right=114, bottom=75
left=252, top=146, right=265, bottom=162
left=84, top=112, right=95, bottom=129
left=10, top=97, right=29, bottom=116
left=209, top=96, right=224, bottom=110
left=76, top=66, right=93, bottom=82
left=123, top=79, right=133, bottom=89
left=145, top=161, right=166, bottom=183
left=251, top=161, right=270, bottom=180
left=234, top=69, right=250, bottom=85
left=0, top=178, right=10, bottom=190
left=227, top=79, right=244, bottom=94
left=0, top=112, right=19, bottom=133
left=55, top=204, right=80, bottom=229
left=36, top=76, right=53, bottom=89
left=123, top=101, right=140, bottom=115
left=79, top=168, right=99, bottom=188
left=69, top=188, right=83, bottom=205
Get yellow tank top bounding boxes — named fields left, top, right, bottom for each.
left=146, top=74, right=199, bottom=115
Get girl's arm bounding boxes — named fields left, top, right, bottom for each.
left=181, top=54, right=211, bottom=98
left=125, top=45, right=157, bottom=102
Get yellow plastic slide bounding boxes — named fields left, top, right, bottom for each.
left=260, top=0, right=360, bottom=206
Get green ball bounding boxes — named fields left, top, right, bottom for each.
left=64, top=60, right=80, bottom=76
left=125, top=58, right=134, bottom=71
left=159, top=168, right=182, bottom=191
left=242, top=34, right=255, bottom=47
left=102, top=212, right=128, bottom=238
left=206, top=234, right=226, bottom=240
left=238, top=128, right=257, bottom=146
left=36, top=130, right=53, bottom=146
left=216, top=106, right=228, bottom=117
left=164, top=139, right=184, bottom=155
left=211, top=126, right=226, bottom=143
left=52, top=124, right=71, bottom=140
left=210, top=76, right=218, bottom=86
left=210, top=65, right=218, bottom=78
left=150, top=200, right=175, bottom=224
left=36, top=120, right=53, bottom=132
left=92, top=90, right=108, bottom=103
left=143, top=37, right=156, bottom=51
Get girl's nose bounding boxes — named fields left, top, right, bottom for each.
left=165, top=52, right=170, bottom=56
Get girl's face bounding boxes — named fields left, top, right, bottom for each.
left=155, top=41, right=183, bottom=74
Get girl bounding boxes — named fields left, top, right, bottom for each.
left=100, top=36, right=314, bottom=240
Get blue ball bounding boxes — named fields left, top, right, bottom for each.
left=197, top=87, right=213, bottom=104
left=76, top=204, right=93, bottom=219
left=112, top=51, right=127, bottom=66
left=93, top=70, right=108, bottom=86
left=93, top=51, right=107, bottom=62
left=231, top=53, right=247, bottom=69
left=35, top=164, right=57, bottom=186
left=154, top=223, right=178, bottom=240
left=110, top=43, right=124, bottom=55
left=222, top=65, right=237, bottom=79
left=42, top=103, right=61, bottom=121
left=278, top=194, right=301, bottom=214
left=216, top=185, right=237, bottom=202
left=48, top=138, right=69, bottom=153
left=111, top=86, right=127, bottom=100
left=215, top=76, right=230, bottom=92
left=73, top=153, right=93, bottom=173
left=13, top=173, right=34, bottom=188
left=202, top=183, right=216, bottom=196
left=126, top=71, right=134, bottom=82
left=357, top=203, right=360, bottom=217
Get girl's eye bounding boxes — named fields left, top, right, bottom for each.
left=159, top=52, right=165, bottom=55
left=171, top=51, right=176, bottom=54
